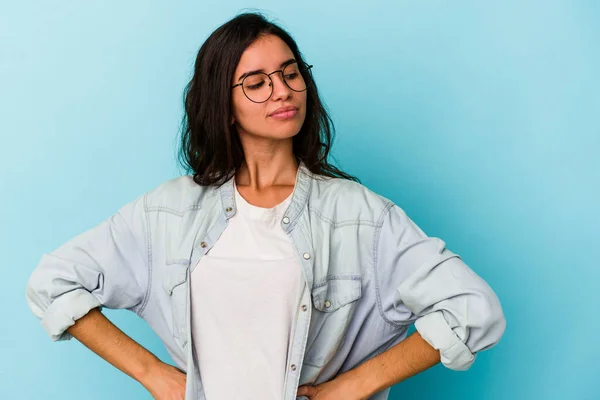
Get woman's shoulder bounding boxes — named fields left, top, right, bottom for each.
left=142, top=175, right=218, bottom=214
left=309, top=176, right=395, bottom=222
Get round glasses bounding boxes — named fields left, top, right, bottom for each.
left=232, top=61, right=313, bottom=103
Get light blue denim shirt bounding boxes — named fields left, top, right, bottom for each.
left=26, top=161, right=506, bottom=400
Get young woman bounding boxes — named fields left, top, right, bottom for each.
left=26, top=12, right=506, bottom=400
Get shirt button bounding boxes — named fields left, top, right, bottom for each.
left=301, top=305, right=307, bottom=311
left=200, top=242, right=207, bottom=248
left=324, top=300, right=331, bottom=308
left=290, top=364, right=297, bottom=371
left=225, top=207, right=233, bottom=212
left=303, top=252, right=311, bottom=260
left=282, top=216, right=290, bottom=224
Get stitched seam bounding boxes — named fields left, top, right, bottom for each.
left=308, top=207, right=380, bottom=228
left=116, top=202, right=149, bottom=316
left=312, top=274, right=361, bottom=288
left=286, top=230, right=307, bottom=287
left=372, top=202, right=405, bottom=330
left=146, top=205, right=202, bottom=216
left=286, top=220, right=315, bottom=292
left=138, top=193, right=152, bottom=316
left=294, top=218, right=311, bottom=255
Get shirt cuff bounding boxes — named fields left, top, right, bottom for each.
left=40, top=289, right=102, bottom=341
left=414, top=311, right=475, bottom=371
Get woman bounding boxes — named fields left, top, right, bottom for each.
left=26, top=12, right=506, bottom=400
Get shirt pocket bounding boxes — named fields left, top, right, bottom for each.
left=162, top=263, right=189, bottom=350
left=303, top=275, right=362, bottom=367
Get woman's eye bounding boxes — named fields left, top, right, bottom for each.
left=285, top=73, right=299, bottom=80
left=246, top=81, right=265, bottom=90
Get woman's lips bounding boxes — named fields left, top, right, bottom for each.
left=269, top=108, right=298, bottom=120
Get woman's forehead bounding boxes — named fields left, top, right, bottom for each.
left=237, top=35, right=294, bottom=70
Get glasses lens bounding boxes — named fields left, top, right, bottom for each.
left=242, top=73, right=272, bottom=103
left=283, top=62, right=308, bottom=92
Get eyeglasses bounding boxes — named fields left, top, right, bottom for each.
left=232, top=61, right=313, bottom=103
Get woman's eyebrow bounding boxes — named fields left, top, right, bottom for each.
left=237, top=58, right=296, bottom=82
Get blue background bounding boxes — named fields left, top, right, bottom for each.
left=1, top=1, right=598, bottom=399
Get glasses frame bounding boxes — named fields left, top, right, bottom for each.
left=231, top=61, right=313, bottom=103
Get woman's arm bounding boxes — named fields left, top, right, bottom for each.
left=343, top=331, right=441, bottom=398
left=375, top=204, right=506, bottom=370
left=26, top=194, right=186, bottom=398
left=26, top=194, right=149, bottom=341
left=66, top=307, right=186, bottom=399
left=297, top=331, right=441, bottom=399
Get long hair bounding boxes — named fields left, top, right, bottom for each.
left=177, top=12, right=360, bottom=186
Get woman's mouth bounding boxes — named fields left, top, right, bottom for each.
left=269, top=107, right=298, bottom=120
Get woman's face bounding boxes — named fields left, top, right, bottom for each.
left=231, top=34, right=307, bottom=141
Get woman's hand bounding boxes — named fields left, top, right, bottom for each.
left=296, top=371, right=369, bottom=400
left=140, top=361, right=187, bottom=400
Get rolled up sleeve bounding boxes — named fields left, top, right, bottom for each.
left=25, top=194, right=150, bottom=341
left=375, top=203, right=506, bottom=371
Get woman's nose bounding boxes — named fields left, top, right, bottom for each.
left=270, top=72, right=292, bottom=101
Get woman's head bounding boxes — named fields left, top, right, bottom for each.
left=231, top=33, right=308, bottom=143
left=178, top=12, right=359, bottom=185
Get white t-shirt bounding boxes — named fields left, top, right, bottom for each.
left=190, top=179, right=304, bottom=400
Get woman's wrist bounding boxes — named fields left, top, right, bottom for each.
left=136, top=354, right=165, bottom=388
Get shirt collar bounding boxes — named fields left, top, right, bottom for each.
left=218, top=160, right=313, bottom=230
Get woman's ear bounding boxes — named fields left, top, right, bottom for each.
left=230, top=116, right=235, bottom=125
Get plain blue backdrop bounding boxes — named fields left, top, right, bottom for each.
left=1, top=1, right=598, bottom=399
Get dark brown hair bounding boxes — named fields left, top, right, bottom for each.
left=177, top=12, right=360, bottom=186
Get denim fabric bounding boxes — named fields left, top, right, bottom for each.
left=26, top=161, right=505, bottom=400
